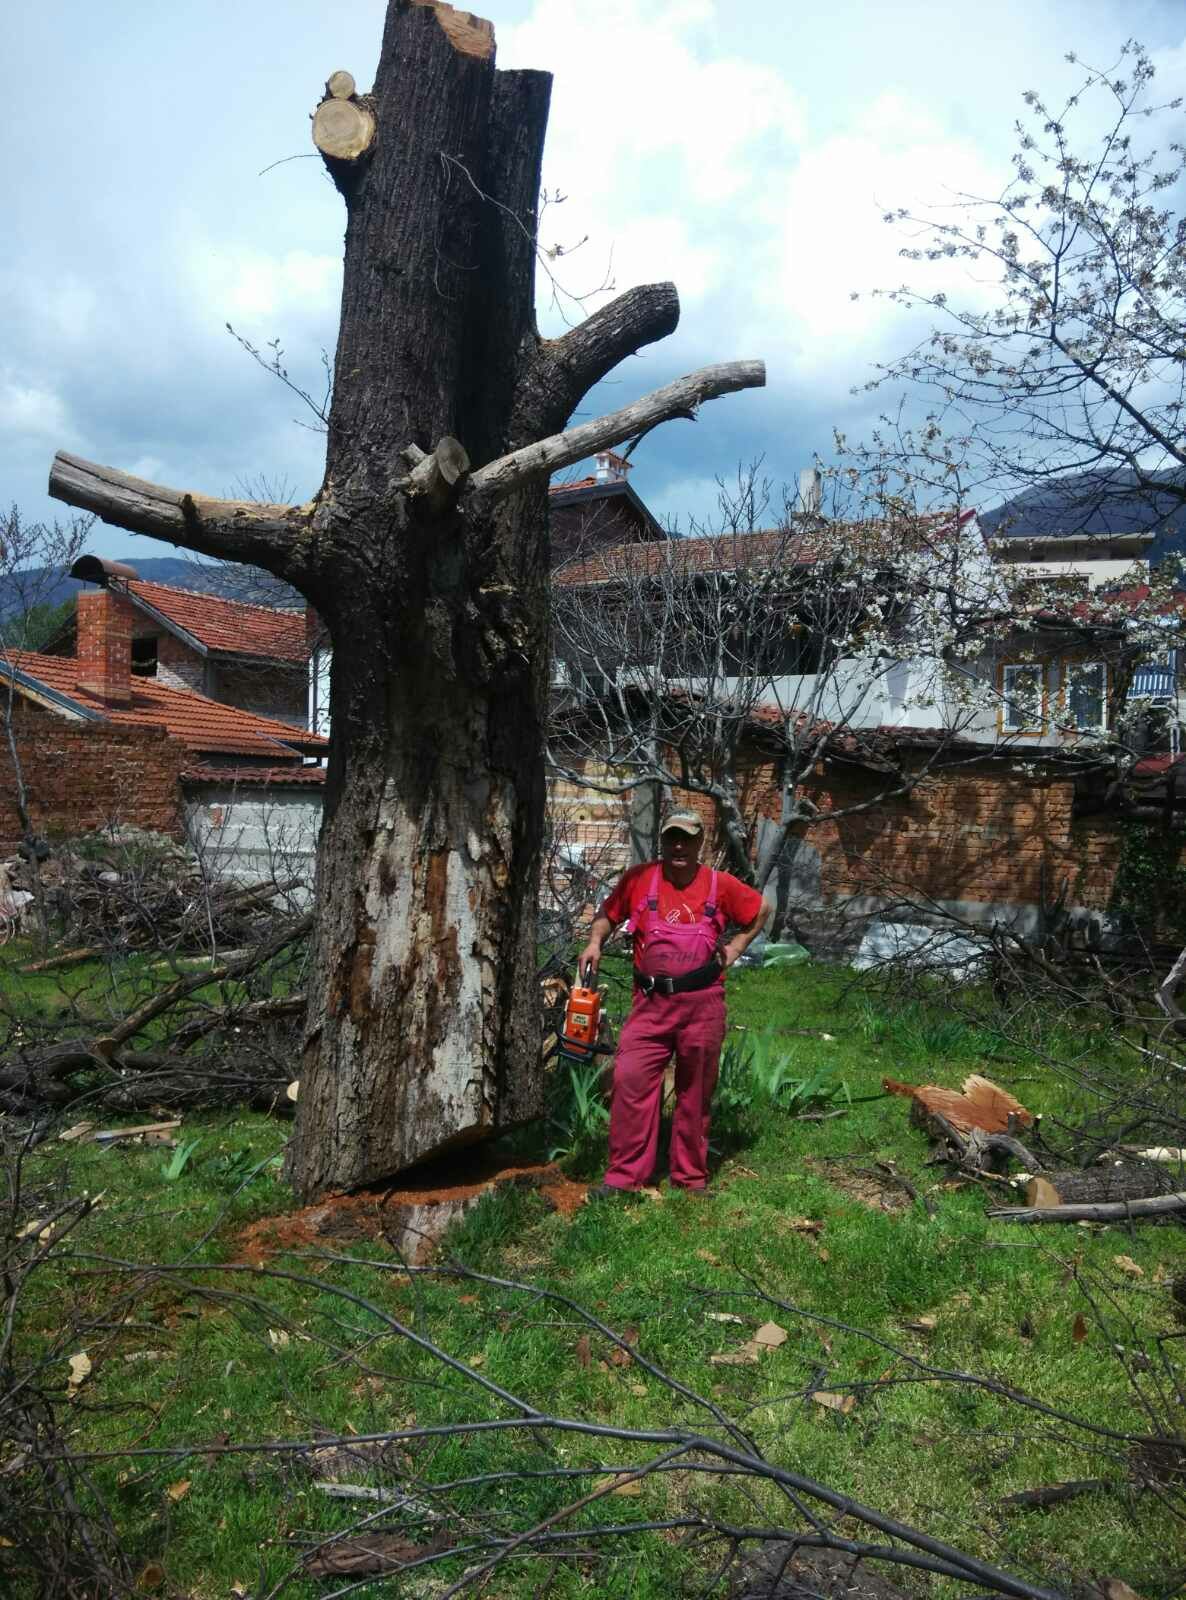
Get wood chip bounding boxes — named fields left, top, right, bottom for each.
left=67, top=1351, right=92, bottom=1392
left=165, top=1478, right=191, bottom=1502
left=1113, top=1254, right=1144, bottom=1278
left=754, top=1321, right=788, bottom=1348
left=705, top=1311, right=745, bottom=1325
left=286, top=1080, right=299, bottom=1103
left=59, top=1121, right=95, bottom=1142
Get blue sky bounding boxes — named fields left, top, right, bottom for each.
left=5, top=0, right=1186, bottom=564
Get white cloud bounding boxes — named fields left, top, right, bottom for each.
left=0, top=375, right=71, bottom=441
left=186, top=241, right=341, bottom=325
left=502, top=0, right=805, bottom=322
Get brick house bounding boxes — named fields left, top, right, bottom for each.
left=46, top=556, right=308, bottom=724
left=549, top=513, right=1186, bottom=940
left=1, top=585, right=326, bottom=875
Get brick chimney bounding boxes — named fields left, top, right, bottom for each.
left=76, top=588, right=134, bottom=704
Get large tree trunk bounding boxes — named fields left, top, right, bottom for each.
left=47, top=0, right=762, bottom=1200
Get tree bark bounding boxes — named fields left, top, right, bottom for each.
left=1024, top=1165, right=1183, bottom=1206
left=47, top=0, right=763, bottom=1198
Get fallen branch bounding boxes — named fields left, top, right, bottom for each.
left=999, top=1479, right=1114, bottom=1512
left=988, top=1191, right=1186, bottom=1224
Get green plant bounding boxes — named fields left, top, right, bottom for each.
left=546, top=1059, right=610, bottom=1167
left=715, top=1028, right=849, bottom=1126
left=206, top=1145, right=283, bottom=1189
left=160, top=1138, right=201, bottom=1181
left=1111, top=819, right=1186, bottom=943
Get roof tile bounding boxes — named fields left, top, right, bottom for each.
left=9, top=653, right=324, bottom=762
left=123, top=580, right=307, bottom=662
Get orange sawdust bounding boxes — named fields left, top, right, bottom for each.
left=232, top=1157, right=589, bottom=1265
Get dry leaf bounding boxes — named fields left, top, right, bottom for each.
left=629, top=1382, right=647, bottom=1396
left=136, top=1562, right=166, bottom=1591
left=123, top=1350, right=169, bottom=1364
left=817, top=1248, right=830, bottom=1263
left=811, top=1390, right=856, bottom=1415
left=695, top=1248, right=722, bottom=1266
left=458, top=1294, right=479, bottom=1306
left=67, top=1351, right=92, bottom=1391
left=754, top=1321, right=788, bottom=1348
left=1072, top=1313, right=1088, bottom=1343
left=165, top=1478, right=191, bottom=1502
left=1113, top=1254, right=1144, bottom=1278
left=639, top=1186, right=663, bottom=1201
left=575, top=1335, right=591, bottom=1370
left=608, top=1347, right=632, bottom=1367
left=706, top=1312, right=745, bottom=1325
left=467, top=1354, right=485, bottom=1368
left=783, top=1216, right=823, bottom=1235
left=903, top=1315, right=937, bottom=1335
left=267, top=1328, right=290, bottom=1348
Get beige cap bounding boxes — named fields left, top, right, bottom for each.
left=660, top=810, right=704, bottom=837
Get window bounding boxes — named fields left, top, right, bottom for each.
left=1065, top=661, right=1107, bottom=730
left=131, top=635, right=159, bottom=677
left=1000, top=663, right=1046, bottom=733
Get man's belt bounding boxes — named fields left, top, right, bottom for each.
left=635, top=959, right=722, bottom=998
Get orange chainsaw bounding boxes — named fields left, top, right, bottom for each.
left=554, top=964, right=613, bottom=1065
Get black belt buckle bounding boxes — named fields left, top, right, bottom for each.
left=638, top=973, right=676, bottom=998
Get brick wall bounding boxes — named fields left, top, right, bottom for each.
left=0, top=698, right=188, bottom=851
left=555, top=732, right=1183, bottom=918
left=152, top=630, right=206, bottom=694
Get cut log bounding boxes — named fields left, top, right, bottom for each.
left=988, top=1192, right=1186, bottom=1225
left=326, top=70, right=356, bottom=99
left=312, top=95, right=376, bottom=163
left=1027, top=1166, right=1183, bottom=1206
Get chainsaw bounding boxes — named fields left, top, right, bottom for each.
left=553, top=964, right=614, bottom=1066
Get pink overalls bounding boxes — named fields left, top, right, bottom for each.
left=603, top=868, right=727, bottom=1192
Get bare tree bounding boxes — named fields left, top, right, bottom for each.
left=45, top=3, right=764, bottom=1198
left=0, top=507, right=92, bottom=859
left=863, top=40, right=1186, bottom=530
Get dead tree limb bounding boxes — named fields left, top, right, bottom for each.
left=468, top=361, right=766, bottom=503
left=988, top=1191, right=1186, bottom=1224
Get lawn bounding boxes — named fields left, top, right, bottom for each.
left=4, top=959, right=1185, bottom=1598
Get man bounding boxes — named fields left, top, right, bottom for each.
left=578, top=811, right=772, bottom=1195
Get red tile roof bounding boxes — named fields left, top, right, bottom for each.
left=122, top=580, right=308, bottom=663
left=554, top=510, right=976, bottom=588
left=9, top=652, right=325, bottom=762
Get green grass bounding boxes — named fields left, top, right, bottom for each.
left=6, top=960, right=1186, bottom=1598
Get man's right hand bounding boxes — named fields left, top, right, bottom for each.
left=577, top=943, right=601, bottom=982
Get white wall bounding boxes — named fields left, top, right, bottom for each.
left=184, top=781, right=323, bottom=894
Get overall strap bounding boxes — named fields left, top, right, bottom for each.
left=645, top=863, right=662, bottom=911
left=703, top=870, right=718, bottom=919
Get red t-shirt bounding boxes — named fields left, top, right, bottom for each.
left=600, top=863, right=765, bottom=977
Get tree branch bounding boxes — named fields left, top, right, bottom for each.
left=523, top=283, right=681, bottom=432
left=47, top=452, right=314, bottom=583
left=471, top=361, right=765, bottom=504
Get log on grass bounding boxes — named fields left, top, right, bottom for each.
left=1025, top=1166, right=1182, bottom=1206
left=988, top=1191, right=1186, bottom=1225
